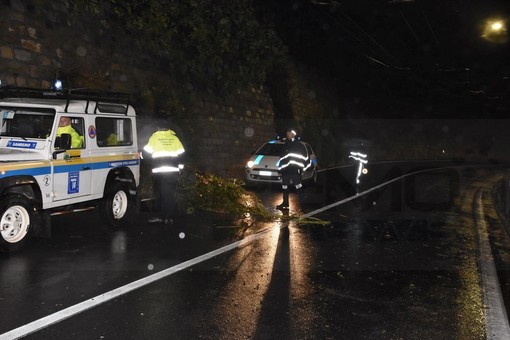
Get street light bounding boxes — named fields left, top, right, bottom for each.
left=482, top=19, right=508, bottom=43
left=491, top=21, right=503, bottom=31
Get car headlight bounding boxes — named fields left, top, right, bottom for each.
left=246, top=160, right=255, bottom=168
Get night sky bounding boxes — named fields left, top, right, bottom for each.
left=257, top=0, right=510, bottom=118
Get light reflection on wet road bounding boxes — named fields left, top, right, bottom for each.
left=1, top=163, right=509, bottom=339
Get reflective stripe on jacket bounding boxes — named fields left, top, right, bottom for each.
left=143, top=129, right=185, bottom=158
left=143, top=129, right=185, bottom=173
left=277, top=139, right=308, bottom=172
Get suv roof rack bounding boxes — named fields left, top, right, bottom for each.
left=66, top=88, right=130, bottom=115
left=0, top=85, right=131, bottom=115
left=0, top=86, right=64, bottom=99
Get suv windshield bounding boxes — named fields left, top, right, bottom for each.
left=0, top=107, right=55, bottom=139
left=256, top=142, right=285, bottom=156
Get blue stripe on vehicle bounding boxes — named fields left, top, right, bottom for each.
left=54, top=164, right=89, bottom=173
left=0, top=167, right=51, bottom=178
left=254, top=155, right=264, bottom=165
left=0, top=159, right=140, bottom=177
left=54, top=159, right=140, bottom=173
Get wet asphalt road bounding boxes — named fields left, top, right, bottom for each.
left=1, top=162, right=510, bottom=339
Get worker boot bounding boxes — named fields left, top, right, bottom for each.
left=277, top=190, right=290, bottom=210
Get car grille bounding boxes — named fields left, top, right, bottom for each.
left=251, top=174, right=281, bottom=181
left=246, top=168, right=281, bottom=181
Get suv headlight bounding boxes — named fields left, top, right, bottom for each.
left=246, top=160, right=255, bottom=168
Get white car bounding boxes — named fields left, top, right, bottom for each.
left=244, top=139, right=318, bottom=186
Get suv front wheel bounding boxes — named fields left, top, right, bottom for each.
left=0, top=194, right=36, bottom=251
left=100, top=182, right=130, bottom=228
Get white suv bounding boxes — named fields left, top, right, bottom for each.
left=0, top=86, right=140, bottom=251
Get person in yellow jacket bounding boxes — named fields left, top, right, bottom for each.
left=106, top=133, right=118, bottom=146
left=57, top=116, right=83, bottom=148
left=143, top=127, right=185, bottom=224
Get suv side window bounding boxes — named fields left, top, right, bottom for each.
left=96, top=117, right=133, bottom=147
left=70, top=117, right=85, bottom=149
left=56, top=116, right=85, bottom=149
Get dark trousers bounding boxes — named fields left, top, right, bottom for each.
left=153, top=172, right=178, bottom=219
left=281, top=169, right=302, bottom=205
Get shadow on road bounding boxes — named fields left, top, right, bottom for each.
left=252, top=226, right=291, bottom=340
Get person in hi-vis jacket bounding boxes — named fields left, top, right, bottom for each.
left=276, top=128, right=307, bottom=211
left=143, top=127, right=185, bottom=224
left=57, top=116, right=83, bottom=148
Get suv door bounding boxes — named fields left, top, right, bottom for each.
left=52, top=116, right=92, bottom=201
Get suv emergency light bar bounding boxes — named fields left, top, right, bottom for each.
left=0, top=85, right=130, bottom=115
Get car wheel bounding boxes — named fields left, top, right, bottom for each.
left=100, top=182, right=130, bottom=228
left=0, top=195, right=36, bottom=251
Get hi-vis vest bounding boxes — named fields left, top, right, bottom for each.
left=277, top=138, right=309, bottom=173
left=143, top=129, right=185, bottom=173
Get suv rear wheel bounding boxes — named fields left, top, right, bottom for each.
left=100, top=182, right=130, bottom=228
left=0, top=195, right=36, bottom=251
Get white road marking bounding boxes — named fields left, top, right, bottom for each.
left=475, top=190, right=510, bottom=339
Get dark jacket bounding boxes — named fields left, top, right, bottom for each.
left=277, top=138, right=308, bottom=174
